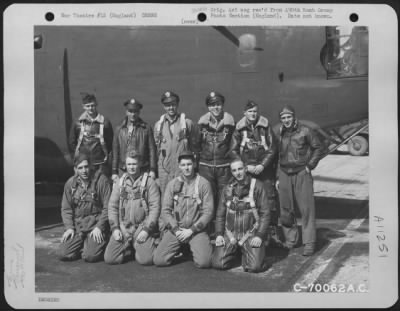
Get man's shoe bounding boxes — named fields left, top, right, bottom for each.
left=268, top=226, right=286, bottom=248
left=282, top=242, right=295, bottom=250
left=302, top=243, right=316, bottom=256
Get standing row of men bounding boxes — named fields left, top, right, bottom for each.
left=59, top=90, right=323, bottom=272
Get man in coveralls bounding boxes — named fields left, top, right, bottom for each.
left=153, top=150, right=214, bottom=268
left=69, top=93, right=113, bottom=176
left=58, top=152, right=111, bottom=262
left=104, top=150, right=161, bottom=265
left=112, top=98, right=157, bottom=183
left=233, top=100, right=282, bottom=246
left=154, top=91, right=197, bottom=197
left=196, top=91, right=237, bottom=234
left=211, top=158, right=270, bottom=272
left=276, top=105, right=323, bottom=256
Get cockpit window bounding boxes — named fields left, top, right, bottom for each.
left=237, top=33, right=257, bottom=69
left=321, top=26, right=368, bottom=79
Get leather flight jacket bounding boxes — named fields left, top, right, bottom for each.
left=198, top=112, right=237, bottom=166
left=278, top=119, right=323, bottom=174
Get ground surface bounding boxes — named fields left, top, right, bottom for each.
left=35, top=154, right=369, bottom=293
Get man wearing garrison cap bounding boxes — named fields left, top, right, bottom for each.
left=58, top=151, right=111, bottom=262
left=233, top=100, right=282, bottom=247
left=276, top=105, right=323, bottom=256
left=69, top=92, right=113, bottom=176
left=154, top=91, right=197, bottom=198
left=112, top=98, right=157, bottom=183
left=196, top=91, right=238, bottom=233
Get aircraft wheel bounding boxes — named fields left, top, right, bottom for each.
left=348, top=135, right=368, bottom=156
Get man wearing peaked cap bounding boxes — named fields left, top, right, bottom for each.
left=196, top=91, right=238, bottom=236
left=124, top=98, right=143, bottom=111
left=161, top=91, right=180, bottom=104
left=69, top=92, right=113, bottom=177
left=205, top=91, right=225, bottom=106
left=112, top=97, right=157, bottom=183
left=154, top=91, right=197, bottom=200
left=276, top=105, right=323, bottom=256
left=233, top=100, right=282, bottom=247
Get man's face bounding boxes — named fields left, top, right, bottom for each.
left=280, top=113, right=294, bottom=129
left=179, top=158, right=194, bottom=178
left=208, top=102, right=224, bottom=118
left=75, top=160, right=91, bottom=181
left=83, top=101, right=98, bottom=118
left=163, top=102, right=179, bottom=117
left=244, top=106, right=258, bottom=123
left=230, top=160, right=246, bottom=182
left=126, top=109, right=140, bottom=122
left=126, top=157, right=140, bottom=176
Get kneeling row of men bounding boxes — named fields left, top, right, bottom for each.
left=59, top=150, right=273, bottom=272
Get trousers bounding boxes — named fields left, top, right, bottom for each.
left=158, top=165, right=180, bottom=199
left=104, top=234, right=157, bottom=265
left=278, top=168, right=316, bottom=246
left=198, top=164, right=231, bottom=235
left=58, top=233, right=107, bottom=262
left=198, top=164, right=231, bottom=203
left=249, top=174, right=279, bottom=227
left=211, top=235, right=266, bottom=272
left=153, top=231, right=212, bottom=268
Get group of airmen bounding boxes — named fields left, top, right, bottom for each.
left=58, top=90, right=324, bottom=273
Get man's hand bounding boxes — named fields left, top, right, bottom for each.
left=90, top=227, right=104, bottom=244
left=61, top=228, right=75, bottom=243
left=112, top=174, right=119, bottom=183
left=305, top=166, right=311, bottom=174
left=149, top=171, right=156, bottom=179
left=215, top=235, right=225, bottom=247
left=113, top=229, right=123, bottom=241
left=250, top=236, right=262, bottom=248
left=253, top=164, right=264, bottom=175
left=275, top=180, right=279, bottom=191
left=136, top=230, right=149, bottom=243
left=247, top=165, right=256, bottom=174
left=176, top=228, right=193, bottom=242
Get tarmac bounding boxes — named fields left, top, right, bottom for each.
left=35, top=153, right=369, bottom=293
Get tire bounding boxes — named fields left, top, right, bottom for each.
left=348, top=135, right=368, bottom=156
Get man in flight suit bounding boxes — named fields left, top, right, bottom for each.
left=233, top=100, right=282, bottom=246
left=154, top=91, right=197, bottom=197
left=153, top=150, right=214, bottom=268
left=58, top=152, right=111, bottom=262
left=112, top=98, right=157, bottom=183
left=212, top=158, right=270, bottom=273
left=69, top=93, right=113, bottom=176
left=104, top=150, right=161, bottom=265
left=276, top=105, right=323, bottom=256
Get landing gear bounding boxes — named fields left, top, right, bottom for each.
left=348, top=135, right=368, bottom=156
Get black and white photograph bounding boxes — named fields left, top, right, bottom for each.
left=4, top=3, right=398, bottom=309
